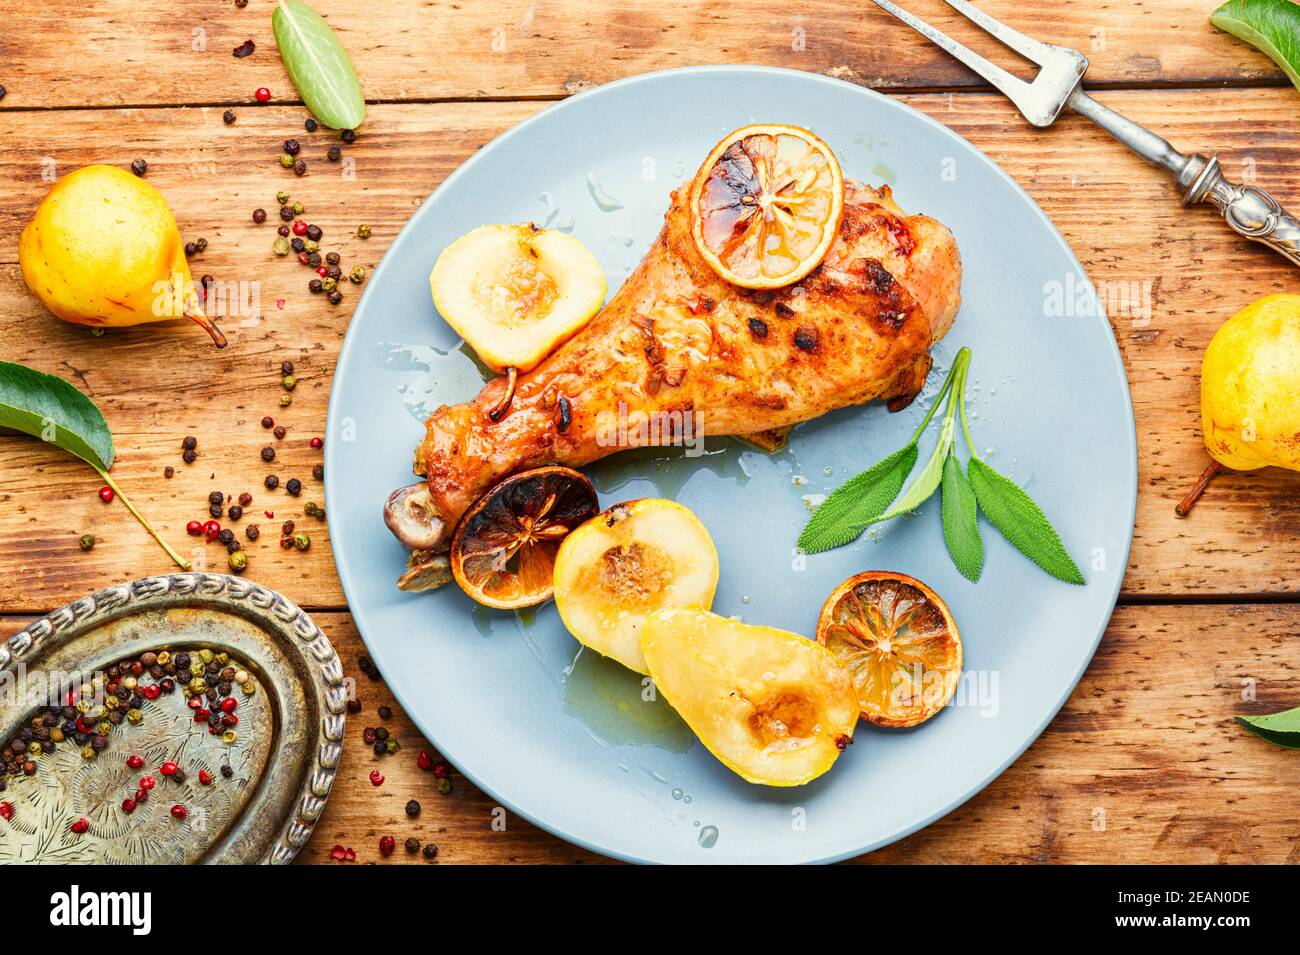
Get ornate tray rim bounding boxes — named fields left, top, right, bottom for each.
left=1, top=573, right=346, bottom=864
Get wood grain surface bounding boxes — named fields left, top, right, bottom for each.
left=1, top=0, right=1298, bottom=864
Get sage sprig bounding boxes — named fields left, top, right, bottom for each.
left=797, top=347, right=1084, bottom=585
left=273, top=0, right=367, bottom=131
left=1211, top=0, right=1300, bottom=96
left=1237, top=704, right=1300, bottom=749
left=0, top=361, right=190, bottom=569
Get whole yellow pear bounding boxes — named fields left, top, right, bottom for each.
left=1200, top=294, right=1300, bottom=472
left=19, top=164, right=226, bottom=346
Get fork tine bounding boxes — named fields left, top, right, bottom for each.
left=940, top=0, right=1055, bottom=64
left=870, top=0, right=1032, bottom=102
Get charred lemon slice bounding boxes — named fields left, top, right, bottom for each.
left=553, top=499, right=719, bottom=674
left=816, top=572, right=962, bottom=728
left=449, top=466, right=599, bottom=609
left=690, top=123, right=844, bottom=289
left=430, top=223, right=606, bottom=373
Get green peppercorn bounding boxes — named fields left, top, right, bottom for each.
left=356, top=224, right=371, bottom=239
left=304, top=501, right=321, bottom=518
left=222, top=729, right=238, bottom=744
left=272, top=236, right=290, bottom=256
left=385, top=738, right=400, bottom=754
left=79, top=534, right=95, bottom=551
left=292, top=201, right=304, bottom=215
left=279, top=394, right=292, bottom=408
left=321, top=277, right=337, bottom=293
left=281, top=374, right=296, bottom=392
left=305, top=240, right=320, bottom=254
left=293, top=533, right=310, bottom=551
left=277, top=190, right=290, bottom=205
left=279, top=153, right=295, bottom=169
left=436, top=777, right=452, bottom=795
left=228, top=551, right=248, bottom=573
left=348, top=265, right=366, bottom=284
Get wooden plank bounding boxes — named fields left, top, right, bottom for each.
left=0, top=0, right=1288, bottom=111
left=2, top=89, right=1299, bottom=608
left=4, top=603, right=1295, bottom=863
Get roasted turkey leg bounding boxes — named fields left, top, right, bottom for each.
left=402, top=179, right=961, bottom=555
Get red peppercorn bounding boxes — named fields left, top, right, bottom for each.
left=310, top=436, right=324, bottom=449
left=70, top=817, right=90, bottom=835
left=369, top=770, right=384, bottom=787
left=330, top=844, right=347, bottom=860
left=126, top=754, right=144, bottom=770
left=432, top=761, right=449, bottom=779
left=121, top=797, right=137, bottom=814
left=199, top=769, right=214, bottom=785
left=417, top=750, right=432, bottom=771
left=187, top=696, right=203, bottom=710
left=139, top=775, right=156, bottom=791
left=186, top=520, right=203, bottom=536
left=203, top=519, right=221, bottom=537
left=170, top=804, right=188, bottom=820
left=222, top=713, right=239, bottom=727
left=255, top=87, right=271, bottom=102
left=193, top=708, right=209, bottom=722
left=98, top=486, right=114, bottom=504
left=134, top=788, right=148, bottom=803
left=292, top=219, right=308, bottom=236
left=316, top=265, right=328, bottom=277
left=143, top=684, right=161, bottom=700
left=0, top=802, right=13, bottom=820
left=379, top=835, right=395, bottom=856
left=160, top=761, right=178, bottom=777
left=221, top=697, right=238, bottom=713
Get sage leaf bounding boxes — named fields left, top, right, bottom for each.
left=797, top=442, right=917, bottom=553
left=1211, top=0, right=1300, bottom=94
left=1237, top=705, right=1300, bottom=749
left=968, top=458, right=1084, bottom=585
left=874, top=416, right=953, bottom=524
left=0, top=361, right=113, bottom=470
left=273, top=0, right=366, bottom=130
left=941, top=452, right=983, bottom=582
left=0, top=360, right=188, bottom=570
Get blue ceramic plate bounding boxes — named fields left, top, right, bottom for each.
left=326, top=66, right=1136, bottom=864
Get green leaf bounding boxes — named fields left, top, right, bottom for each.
left=797, top=442, right=917, bottom=553
left=940, top=452, right=983, bottom=582
left=874, top=416, right=953, bottom=524
left=1237, top=705, right=1300, bottom=749
left=967, top=457, right=1085, bottom=585
left=0, top=360, right=114, bottom=470
left=273, top=0, right=366, bottom=130
left=1211, top=0, right=1300, bottom=94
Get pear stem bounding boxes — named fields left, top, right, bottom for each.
left=184, top=307, right=227, bottom=348
left=94, top=465, right=192, bottom=570
left=1175, top=459, right=1223, bottom=518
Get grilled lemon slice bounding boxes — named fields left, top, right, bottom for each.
left=430, top=223, right=606, bottom=373
left=553, top=499, right=719, bottom=674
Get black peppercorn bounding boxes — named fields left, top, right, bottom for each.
left=279, top=205, right=295, bottom=222
left=327, top=145, right=341, bottom=162
left=239, top=492, right=253, bottom=506
left=245, top=524, right=260, bottom=541
left=130, top=158, right=147, bottom=177
left=305, top=224, right=322, bottom=242
left=182, top=449, right=197, bottom=463
left=281, top=360, right=295, bottom=375
left=307, top=251, right=322, bottom=267
left=208, top=490, right=224, bottom=506
left=261, top=447, right=275, bottom=462
left=293, top=159, right=306, bottom=176
left=341, top=128, right=356, bottom=144
left=328, top=290, right=343, bottom=306
left=228, top=505, right=243, bottom=522
left=375, top=726, right=389, bottom=742
left=252, top=208, right=267, bottom=223
left=405, top=837, right=420, bottom=853
left=422, top=843, right=438, bottom=859
left=0, top=85, right=7, bottom=101
left=221, top=764, right=234, bottom=778
left=282, top=520, right=295, bottom=536
left=304, top=117, right=318, bottom=132
left=261, top=416, right=274, bottom=429
left=347, top=699, right=362, bottom=714
left=264, top=474, right=279, bottom=490
left=327, top=264, right=342, bottom=280
left=405, top=799, right=421, bottom=817
left=185, top=241, right=198, bottom=257
left=164, top=466, right=175, bottom=478
left=308, top=279, right=323, bottom=293
left=182, top=436, right=197, bottom=451
left=291, top=237, right=305, bottom=253
left=325, top=251, right=341, bottom=266
left=283, top=138, right=300, bottom=156
left=233, top=39, right=255, bottom=58
left=278, top=225, right=291, bottom=237
left=273, top=425, right=286, bottom=440
left=223, top=110, right=236, bottom=124
left=209, top=502, right=223, bottom=518
left=373, top=740, right=386, bottom=755
left=217, top=529, right=235, bottom=545
left=286, top=478, right=302, bottom=496
left=312, top=463, right=324, bottom=480
left=378, top=705, right=392, bottom=720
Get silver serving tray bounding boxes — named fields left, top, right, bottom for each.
left=0, top=574, right=345, bottom=864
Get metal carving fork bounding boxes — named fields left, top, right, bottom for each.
left=873, top=0, right=1300, bottom=267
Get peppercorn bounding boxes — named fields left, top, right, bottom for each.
left=223, top=110, right=236, bottom=124
left=327, top=145, right=341, bottom=162
left=308, top=251, right=322, bottom=267
left=209, top=502, right=223, bottom=518
left=182, top=436, right=198, bottom=451
left=378, top=705, right=392, bottom=720
left=273, top=425, right=286, bottom=440
left=308, top=279, right=323, bottom=293
left=347, top=698, right=362, bottom=714
left=313, top=463, right=324, bottom=480
left=362, top=727, right=377, bottom=745
left=293, top=159, right=306, bottom=176
left=240, top=525, right=258, bottom=544
left=282, top=374, right=297, bottom=391
left=405, top=837, right=420, bottom=853
left=182, top=448, right=197, bottom=463
left=131, top=158, right=147, bottom=177
left=341, top=128, right=357, bottom=144
left=272, top=236, right=290, bottom=256
left=279, top=153, right=294, bottom=169
left=325, top=251, right=341, bottom=266
left=281, top=360, right=295, bottom=375
left=304, top=117, right=318, bottom=132
left=233, top=39, right=255, bottom=58
left=228, top=505, right=243, bottom=522
left=279, top=204, right=295, bottom=221
left=422, top=843, right=438, bottom=859
left=327, top=264, right=342, bottom=280
left=287, top=479, right=303, bottom=497
left=436, top=777, right=452, bottom=795
left=357, top=224, right=371, bottom=239
left=321, top=277, right=337, bottom=293
left=349, top=265, right=366, bottom=284
left=239, top=492, right=253, bottom=506
left=164, top=466, right=175, bottom=478
left=328, top=290, right=343, bottom=306
left=305, top=224, right=322, bottom=242
left=293, top=532, right=310, bottom=551
left=276, top=190, right=290, bottom=206
left=292, top=201, right=305, bottom=215
left=261, top=447, right=275, bottom=462
left=264, top=474, right=279, bottom=490
left=217, top=528, right=235, bottom=545
left=0, top=85, right=6, bottom=101
left=372, top=740, right=386, bottom=755
left=279, top=521, right=294, bottom=537
left=184, top=241, right=198, bottom=257
left=280, top=394, right=292, bottom=407
left=208, top=490, right=224, bottom=506
left=283, top=138, right=300, bottom=156
left=379, top=835, right=395, bottom=856
left=79, top=534, right=95, bottom=551
left=252, top=208, right=266, bottom=223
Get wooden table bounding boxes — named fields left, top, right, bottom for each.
left=2, top=0, right=1297, bottom=864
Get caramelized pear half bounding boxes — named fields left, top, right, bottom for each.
left=641, top=608, right=858, bottom=786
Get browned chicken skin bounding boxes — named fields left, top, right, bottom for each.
left=413, top=179, right=961, bottom=549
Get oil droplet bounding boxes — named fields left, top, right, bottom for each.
left=372, top=341, right=493, bottom=422
left=586, top=173, right=624, bottom=211
left=740, top=594, right=751, bottom=604
left=698, top=825, right=719, bottom=849
left=792, top=474, right=807, bottom=487
left=870, top=161, right=897, bottom=184
left=823, top=466, right=834, bottom=476
left=562, top=650, right=695, bottom=752
left=672, top=788, right=684, bottom=801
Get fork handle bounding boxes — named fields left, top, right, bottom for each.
left=1179, top=154, right=1300, bottom=269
